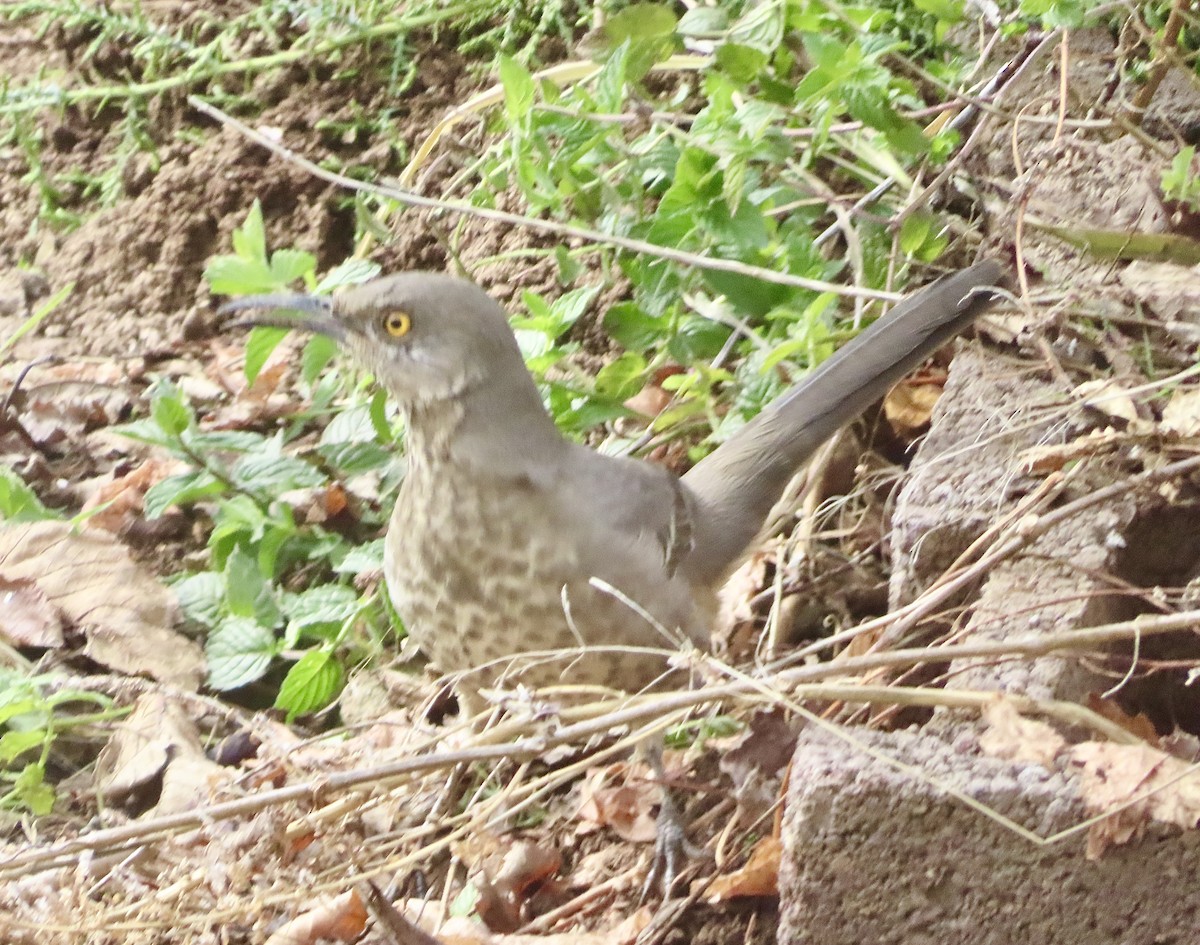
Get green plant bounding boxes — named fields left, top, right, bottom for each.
left=0, top=670, right=117, bottom=814
left=113, top=204, right=395, bottom=718
left=451, top=0, right=992, bottom=459
left=1162, top=146, right=1200, bottom=212
left=0, top=0, right=582, bottom=227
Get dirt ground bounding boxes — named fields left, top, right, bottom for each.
left=5, top=6, right=1200, bottom=945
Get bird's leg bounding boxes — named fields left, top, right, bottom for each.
left=639, top=737, right=703, bottom=899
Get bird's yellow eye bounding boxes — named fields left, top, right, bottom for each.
left=382, top=310, right=412, bottom=338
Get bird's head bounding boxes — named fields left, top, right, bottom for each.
left=221, top=273, right=528, bottom=406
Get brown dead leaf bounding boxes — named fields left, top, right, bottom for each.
left=391, top=899, right=651, bottom=945
left=882, top=379, right=942, bottom=437
left=1118, top=260, right=1200, bottom=328
left=1086, top=694, right=1160, bottom=747
left=0, top=575, right=65, bottom=646
left=95, top=692, right=229, bottom=815
left=452, top=832, right=564, bottom=932
left=716, top=707, right=797, bottom=822
left=80, top=458, right=178, bottom=533
left=264, top=889, right=367, bottom=945
left=624, top=382, right=671, bottom=419
left=705, top=835, right=781, bottom=901
left=1161, top=388, right=1200, bottom=438
left=17, top=363, right=134, bottom=445
left=0, top=521, right=203, bottom=688
left=1073, top=379, right=1144, bottom=428
left=245, top=359, right=288, bottom=403
left=577, top=763, right=658, bottom=843
left=978, top=700, right=1066, bottom=768
left=714, top=548, right=771, bottom=662
left=1070, top=741, right=1200, bottom=857
left=1017, top=427, right=1126, bottom=474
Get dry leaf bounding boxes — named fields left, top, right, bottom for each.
left=1118, top=260, right=1200, bottom=325
left=624, top=382, right=671, bottom=419
left=1085, top=694, right=1160, bottom=747
left=389, top=899, right=651, bottom=945
left=1161, top=388, right=1200, bottom=438
left=0, top=575, right=65, bottom=646
left=94, top=693, right=229, bottom=815
left=264, top=890, right=367, bottom=945
left=705, top=835, right=781, bottom=901
left=1070, top=741, right=1200, bottom=857
left=1017, top=428, right=1125, bottom=474
left=80, top=458, right=178, bottom=532
left=716, top=707, right=797, bottom=822
left=978, top=700, right=1066, bottom=768
left=577, top=763, right=658, bottom=843
left=883, top=380, right=942, bottom=437
left=1073, top=379, right=1142, bottom=427
left=453, top=832, right=564, bottom=932
left=0, top=521, right=203, bottom=688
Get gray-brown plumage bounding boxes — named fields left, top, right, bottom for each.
left=224, top=260, right=1002, bottom=700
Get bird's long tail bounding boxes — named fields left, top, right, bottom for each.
left=681, top=258, right=1004, bottom=587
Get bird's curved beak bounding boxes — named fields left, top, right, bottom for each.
left=218, top=293, right=346, bottom=342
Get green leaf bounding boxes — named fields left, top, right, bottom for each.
left=243, top=325, right=289, bottom=386
left=321, top=404, right=378, bottom=445
left=319, top=440, right=391, bottom=475
left=702, top=269, right=794, bottom=319
left=315, top=259, right=381, bottom=293
left=276, top=650, right=344, bottom=720
left=209, top=495, right=270, bottom=563
left=593, top=40, right=630, bottom=112
left=499, top=55, right=536, bottom=123
left=596, top=2, right=678, bottom=85
left=232, top=200, right=267, bottom=263
left=150, top=385, right=192, bottom=438
left=730, top=0, right=784, bottom=51
left=0, top=468, right=56, bottom=521
left=206, top=615, right=277, bottom=690
left=668, top=316, right=730, bottom=362
left=231, top=442, right=326, bottom=493
left=9, top=763, right=55, bottom=815
left=204, top=255, right=276, bottom=295
left=173, top=571, right=225, bottom=628
left=1162, top=146, right=1198, bottom=204
left=334, top=539, right=386, bottom=575
left=678, top=6, right=727, bottom=35
left=716, top=43, right=768, bottom=82
left=187, top=430, right=264, bottom=453
left=143, top=470, right=224, bottom=519
left=278, top=649, right=342, bottom=714
left=549, top=285, right=601, bottom=329
left=223, top=544, right=278, bottom=624
left=0, top=698, right=42, bottom=728
left=604, top=302, right=669, bottom=351
left=0, top=728, right=47, bottom=763
left=112, top=418, right=184, bottom=452
left=914, top=0, right=965, bottom=20
left=282, top=584, right=359, bottom=644
left=594, top=351, right=648, bottom=400
left=302, top=334, right=338, bottom=385
left=268, top=248, right=317, bottom=286
left=899, top=214, right=933, bottom=257
left=369, top=389, right=393, bottom=443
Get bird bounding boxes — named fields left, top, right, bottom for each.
left=223, top=259, right=1002, bottom=711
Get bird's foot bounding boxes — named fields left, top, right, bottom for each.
left=640, top=786, right=703, bottom=901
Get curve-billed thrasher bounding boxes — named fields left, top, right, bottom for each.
left=225, top=260, right=1001, bottom=704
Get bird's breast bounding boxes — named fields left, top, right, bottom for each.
left=383, top=461, right=707, bottom=695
